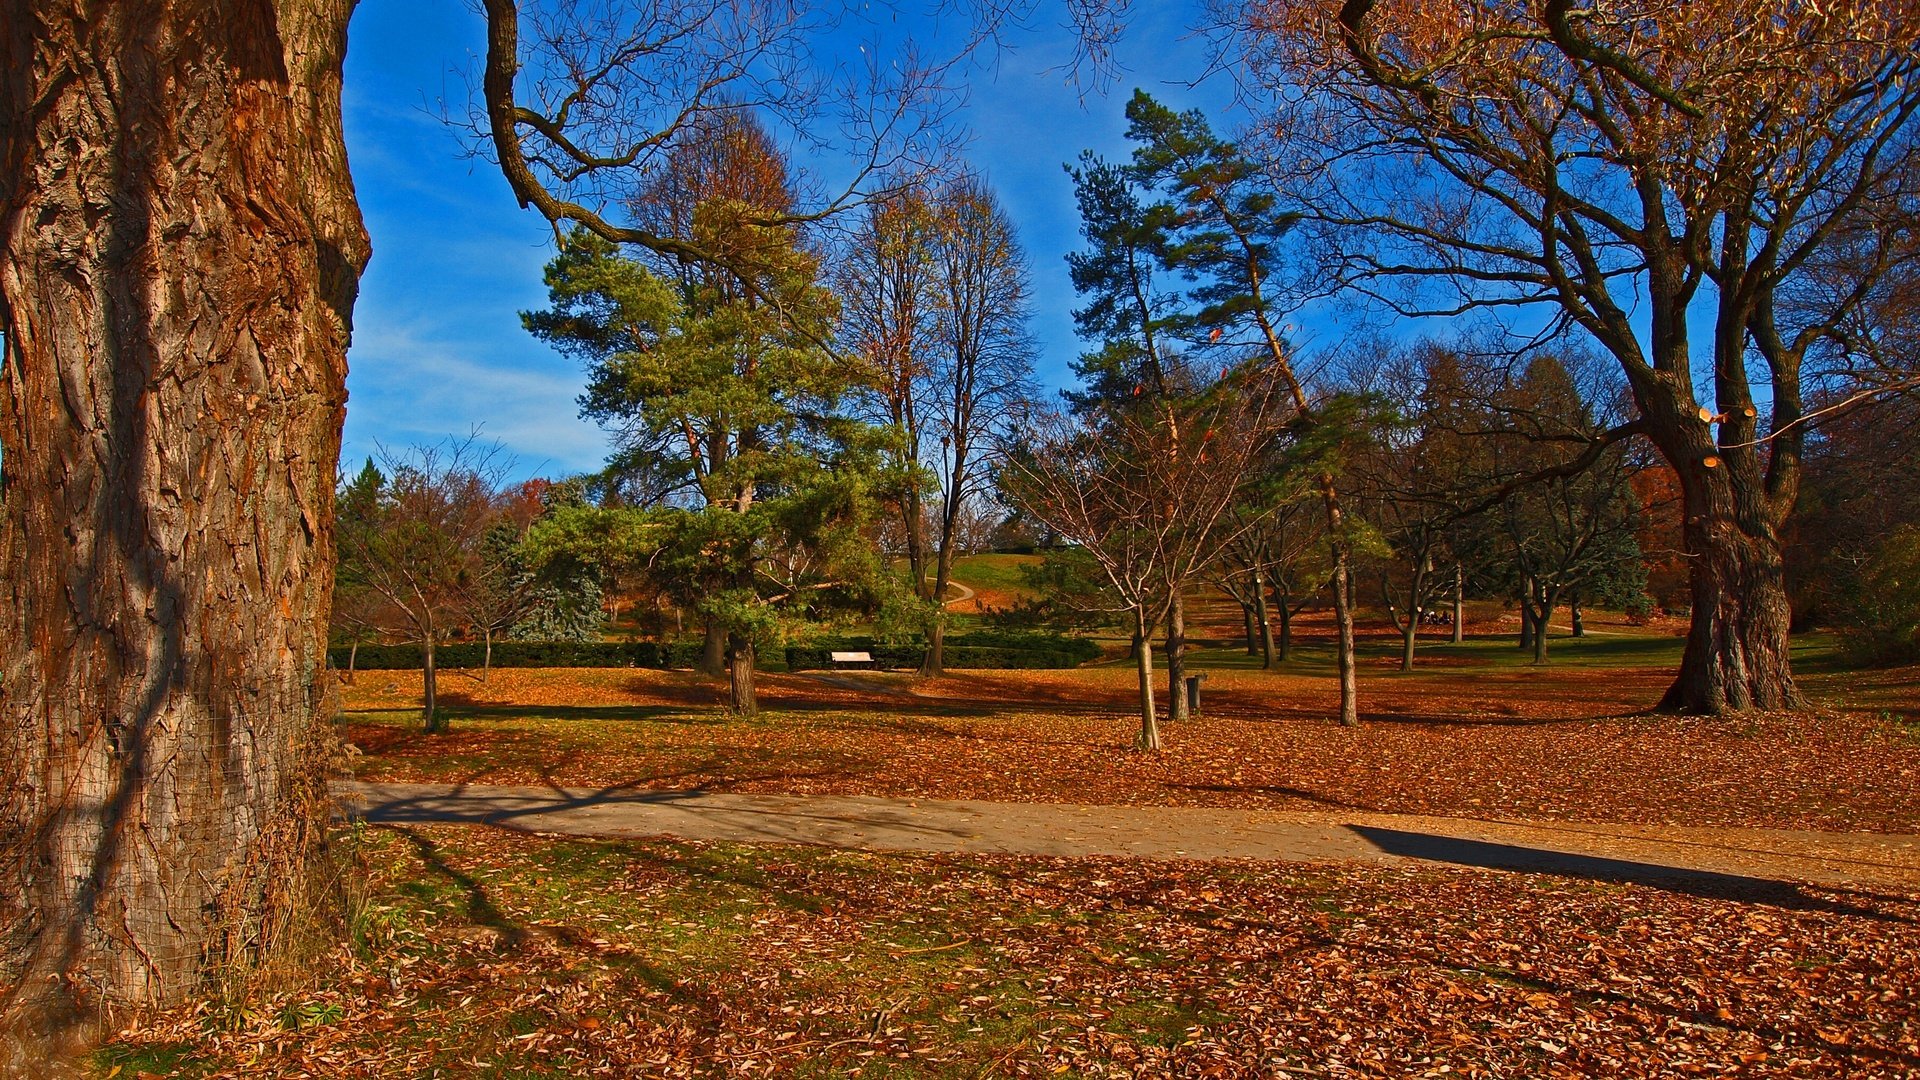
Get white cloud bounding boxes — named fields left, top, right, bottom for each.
left=343, top=320, right=609, bottom=482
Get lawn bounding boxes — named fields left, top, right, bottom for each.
left=97, top=824, right=1920, bottom=1078
left=337, top=630, right=1920, bottom=832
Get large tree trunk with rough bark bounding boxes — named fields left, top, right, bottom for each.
left=1632, top=383, right=1804, bottom=714
left=1660, top=477, right=1801, bottom=712
left=0, top=0, right=367, bottom=1036
left=699, top=621, right=726, bottom=676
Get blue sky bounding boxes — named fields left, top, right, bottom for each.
left=340, top=1, right=1235, bottom=482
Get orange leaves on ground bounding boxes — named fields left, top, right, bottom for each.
left=340, top=663, right=1920, bottom=833
left=104, top=826, right=1920, bottom=1078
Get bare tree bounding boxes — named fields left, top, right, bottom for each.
left=840, top=174, right=1037, bottom=673
left=1227, top=0, right=1920, bottom=712
left=1001, top=371, right=1287, bottom=749
left=336, top=438, right=506, bottom=734
left=839, top=189, right=941, bottom=616
left=921, top=176, right=1038, bottom=672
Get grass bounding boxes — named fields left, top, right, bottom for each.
left=945, top=552, right=1041, bottom=594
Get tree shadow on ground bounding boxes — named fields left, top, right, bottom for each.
left=356, top=778, right=980, bottom=855
left=1348, top=826, right=1916, bottom=924
left=383, top=824, right=528, bottom=951
left=1165, top=782, right=1383, bottom=814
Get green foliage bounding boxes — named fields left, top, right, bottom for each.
left=1838, top=525, right=1920, bottom=665
left=783, top=631, right=1101, bottom=671
left=522, top=220, right=894, bottom=666
left=1119, top=90, right=1300, bottom=343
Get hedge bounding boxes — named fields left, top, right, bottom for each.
left=328, top=640, right=705, bottom=671
left=784, top=632, right=1100, bottom=671
left=330, top=631, right=1102, bottom=673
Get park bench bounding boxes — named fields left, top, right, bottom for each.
left=829, top=650, right=876, bottom=669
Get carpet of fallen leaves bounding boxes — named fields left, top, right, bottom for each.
left=98, top=824, right=1919, bottom=1078
left=339, top=649, right=1920, bottom=832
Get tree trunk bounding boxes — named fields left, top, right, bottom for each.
left=699, top=621, right=726, bottom=676
left=1330, top=553, right=1358, bottom=727
left=1252, top=569, right=1276, bottom=669
left=1241, top=601, right=1258, bottom=656
left=1133, top=610, right=1160, bottom=751
left=1518, top=591, right=1536, bottom=651
left=1166, top=593, right=1188, bottom=722
left=1451, top=564, right=1464, bottom=644
left=921, top=618, right=947, bottom=678
left=1659, top=500, right=1802, bottom=712
left=1530, top=591, right=1556, bottom=666
left=0, top=0, right=366, bottom=1028
left=481, top=627, right=494, bottom=682
left=347, top=641, right=360, bottom=686
left=1275, top=581, right=1293, bottom=662
left=919, top=536, right=957, bottom=676
left=422, top=633, right=440, bottom=733
left=1570, top=599, right=1585, bottom=638
left=726, top=634, right=757, bottom=715
left=1391, top=560, right=1425, bottom=673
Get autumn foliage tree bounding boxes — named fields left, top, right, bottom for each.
left=1231, top=0, right=1920, bottom=712
left=334, top=438, right=508, bottom=733
left=839, top=175, right=1037, bottom=674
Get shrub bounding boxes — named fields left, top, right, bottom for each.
left=783, top=632, right=1100, bottom=671
left=1839, top=525, right=1920, bottom=666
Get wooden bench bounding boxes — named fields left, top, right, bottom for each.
left=829, top=650, right=875, bottom=669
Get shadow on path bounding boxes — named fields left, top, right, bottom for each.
left=1349, top=825, right=1914, bottom=923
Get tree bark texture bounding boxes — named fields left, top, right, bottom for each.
left=1642, top=407, right=1804, bottom=713
left=726, top=635, right=757, bottom=715
left=0, top=0, right=367, bottom=1021
left=1659, top=478, right=1800, bottom=712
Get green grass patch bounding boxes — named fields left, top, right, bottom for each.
left=946, top=553, right=1043, bottom=596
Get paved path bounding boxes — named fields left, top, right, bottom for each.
left=339, top=781, right=1920, bottom=893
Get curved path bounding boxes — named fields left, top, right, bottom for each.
left=339, top=781, right=1920, bottom=894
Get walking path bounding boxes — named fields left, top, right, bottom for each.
left=339, top=781, right=1920, bottom=892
